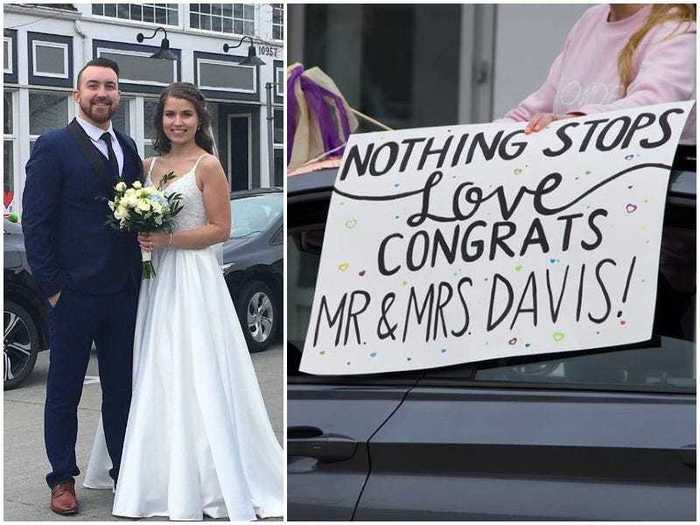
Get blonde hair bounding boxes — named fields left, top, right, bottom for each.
left=618, top=4, right=696, bottom=96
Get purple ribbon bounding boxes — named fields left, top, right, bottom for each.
left=287, top=65, right=353, bottom=165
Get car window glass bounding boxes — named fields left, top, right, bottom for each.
left=230, top=193, right=282, bottom=239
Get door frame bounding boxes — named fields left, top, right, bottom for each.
left=227, top=112, right=253, bottom=190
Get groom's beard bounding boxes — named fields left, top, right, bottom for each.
left=80, top=97, right=118, bottom=125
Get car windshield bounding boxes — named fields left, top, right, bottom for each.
left=288, top=158, right=696, bottom=394
left=230, top=193, right=282, bottom=239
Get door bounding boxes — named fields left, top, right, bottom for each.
left=228, top=114, right=252, bottom=191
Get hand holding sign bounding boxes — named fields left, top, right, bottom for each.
left=302, top=102, right=694, bottom=376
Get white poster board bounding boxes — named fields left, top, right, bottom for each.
left=301, top=102, right=694, bottom=375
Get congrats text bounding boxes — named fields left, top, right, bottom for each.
left=301, top=102, right=693, bottom=375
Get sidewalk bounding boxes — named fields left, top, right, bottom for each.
left=4, top=343, right=283, bottom=521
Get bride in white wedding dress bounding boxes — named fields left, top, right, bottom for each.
left=83, top=82, right=283, bottom=520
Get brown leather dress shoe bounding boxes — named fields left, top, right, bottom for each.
left=50, top=479, right=79, bottom=515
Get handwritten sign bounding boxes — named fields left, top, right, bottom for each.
left=301, top=102, right=694, bottom=375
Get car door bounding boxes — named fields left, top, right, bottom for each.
left=287, top=375, right=419, bottom=520
left=355, top=338, right=695, bottom=521
left=287, top=187, right=422, bottom=519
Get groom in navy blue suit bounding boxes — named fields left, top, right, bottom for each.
left=22, top=57, right=142, bottom=515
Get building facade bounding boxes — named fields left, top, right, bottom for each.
left=4, top=3, right=284, bottom=215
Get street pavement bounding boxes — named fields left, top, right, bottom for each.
left=4, top=342, right=283, bottom=521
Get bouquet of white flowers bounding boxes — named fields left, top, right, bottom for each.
left=105, top=174, right=183, bottom=279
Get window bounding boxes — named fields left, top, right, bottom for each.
left=189, top=3, right=255, bottom=35
left=273, top=109, right=283, bottom=187
left=29, top=92, right=69, bottom=152
left=197, top=59, right=256, bottom=93
left=4, top=37, right=12, bottom=74
left=92, top=3, right=179, bottom=26
left=32, top=41, right=69, bottom=78
left=275, top=65, right=284, bottom=97
left=27, top=33, right=73, bottom=88
left=112, top=98, right=131, bottom=135
left=272, top=4, right=283, bottom=40
left=144, top=99, right=159, bottom=157
left=4, top=91, right=15, bottom=211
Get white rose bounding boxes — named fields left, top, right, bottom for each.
left=133, top=181, right=143, bottom=189
left=115, top=181, right=127, bottom=192
left=137, top=200, right=151, bottom=212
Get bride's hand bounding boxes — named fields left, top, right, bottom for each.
left=138, top=232, right=170, bottom=251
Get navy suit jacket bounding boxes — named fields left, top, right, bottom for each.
left=22, top=119, right=143, bottom=299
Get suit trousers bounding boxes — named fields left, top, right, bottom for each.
left=44, top=285, right=139, bottom=488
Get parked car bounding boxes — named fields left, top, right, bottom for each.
left=224, top=188, right=283, bottom=353
left=4, top=218, right=49, bottom=390
left=287, top=146, right=696, bottom=521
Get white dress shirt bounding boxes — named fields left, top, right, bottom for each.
left=75, top=115, right=125, bottom=176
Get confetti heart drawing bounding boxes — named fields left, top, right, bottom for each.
left=553, top=331, right=565, bottom=342
left=625, top=203, right=638, bottom=214
left=513, top=168, right=523, bottom=175
left=345, top=219, right=358, bottom=229
left=515, top=264, right=523, bottom=272
left=620, top=320, right=627, bottom=326
left=338, top=263, right=349, bottom=272
left=320, top=351, right=326, bottom=355
left=549, top=258, right=559, bottom=264
left=508, top=337, right=518, bottom=345
left=625, top=154, right=635, bottom=160
left=359, top=270, right=366, bottom=276
left=440, top=349, right=447, bottom=354
left=370, top=352, right=377, bottom=358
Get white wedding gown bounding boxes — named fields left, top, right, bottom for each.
left=83, top=156, right=284, bottom=520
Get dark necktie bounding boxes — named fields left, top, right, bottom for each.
left=100, top=132, right=120, bottom=179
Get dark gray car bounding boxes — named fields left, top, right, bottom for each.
left=224, top=188, right=283, bottom=352
left=287, top=147, right=696, bottom=520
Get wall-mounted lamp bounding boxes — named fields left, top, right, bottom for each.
left=222, top=36, right=265, bottom=66
left=136, top=27, right=177, bottom=60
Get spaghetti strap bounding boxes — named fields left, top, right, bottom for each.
left=191, top=154, right=207, bottom=174
left=147, top=157, right=158, bottom=179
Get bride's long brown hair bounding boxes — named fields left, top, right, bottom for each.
left=618, top=4, right=696, bottom=96
left=152, top=82, right=215, bottom=154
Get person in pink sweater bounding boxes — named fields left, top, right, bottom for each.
left=501, top=4, right=696, bottom=143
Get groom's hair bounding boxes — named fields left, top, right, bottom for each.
left=76, top=57, right=120, bottom=88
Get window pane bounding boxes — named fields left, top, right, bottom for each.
left=105, top=4, right=116, bottom=17
left=212, top=4, right=221, bottom=16
left=212, top=16, right=222, bottom=32
left=243, top=4, right=254, bottom=20
left=207, top=102, right=219, bottom=149
left=190, top=12, right=200, bottom=28
left=4, top=140, right=13, bottom=209
left=274, top=109, right=282, bottom=144
left=234, top=4, right=243, bottom=18
left=112, top=99, right=130, bottom=135
left=143, top=5, right=155, bottom=22
left=29, top=93, right=68, bottom=135
left=117, top=3, right=129, bottom=19
left=155, top=7, right=167, bottom=24
left=34, top=45, right=66, bottom=75
left=202, top=15, right=212, bottom=30
left=243, top=21, right=254, bottom=35
left=273, top=148, right=283, bottom=187
left=3, top=40, right=8, bottom=70
left=223, top=4, right=232, bottom=17
left=92, top=4, right=104, bottom=15
left=234, top=20, right=243, bottom=34
left=130, top=4, right=142, bottom=20
left=144, top=142, right=157, bottom=159
left=223, top=18, right=233, bottom=33
left=144, top=100, right=158, bottom=141
left=4, top=91, right=12, bottom=135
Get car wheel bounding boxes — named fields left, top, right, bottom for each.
left=4, top=300, right=40, bottom=390
left=237, top=281, right=278, bottom=353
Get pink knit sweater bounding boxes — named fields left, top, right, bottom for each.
left=502, top=5, right=696, bottom=144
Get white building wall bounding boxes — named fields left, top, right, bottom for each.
left=4, top=4, right=282, bottom=214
